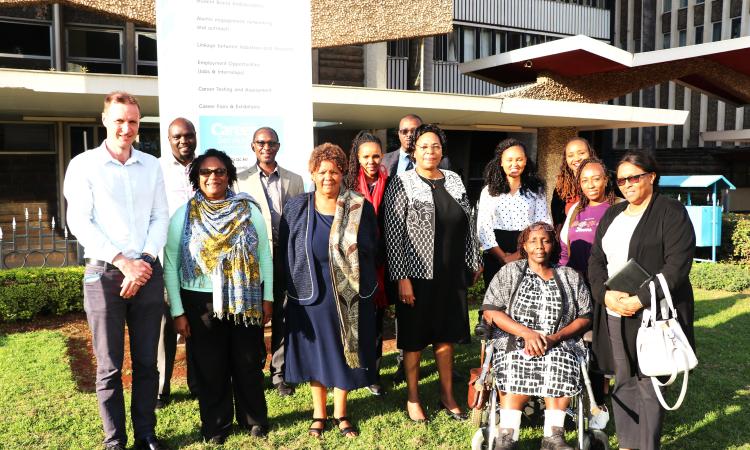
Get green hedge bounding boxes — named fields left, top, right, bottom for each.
left=0, top=266, right=84, bottom=322
left=690, top=262, right=750, bottom=292
left=721, top=213, right=750, bottom=263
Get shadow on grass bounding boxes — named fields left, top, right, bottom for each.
left=661, top=292, right=750, bottom=449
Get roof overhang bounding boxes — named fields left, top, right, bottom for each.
left=460, top=35, right=750, bottom=104
left=702, top=129, right=750, bottom=143
left=0, top=69, right=688, bottom=131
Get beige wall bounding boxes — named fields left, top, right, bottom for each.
left=0, top=0, right=453, bottom=48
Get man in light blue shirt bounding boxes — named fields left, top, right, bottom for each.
left=64, top=92, right=169, bottom=450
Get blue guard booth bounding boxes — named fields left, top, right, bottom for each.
left=659, top=175, right=736, bottom=262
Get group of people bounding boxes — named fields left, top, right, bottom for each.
left=64, top=91, right=695, bottom=450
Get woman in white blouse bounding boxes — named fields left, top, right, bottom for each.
left=477, top=138, right=551, bottom=285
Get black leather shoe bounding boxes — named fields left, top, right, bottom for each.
left=367, top=383, right=384, bottom=396
left=104, top=444, right=125, bottom=450
left=250, top=425, right=268, bottom=438
left=204, top=435, right=226, bottom=445
left=134, top=435, right=169, bottom=450
left=437, top=400, right=467, bottom=421
left=275, top=381, right=295, bottom=396
left=155, top=395, right=169, bottom=410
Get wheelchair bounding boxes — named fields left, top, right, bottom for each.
left=469, top=320, right=609, bottom=450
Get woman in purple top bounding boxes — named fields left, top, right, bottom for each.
left=558, top=157, right=621, bottom=430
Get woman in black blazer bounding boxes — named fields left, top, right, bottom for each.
left=588, top=150, right=695, bottom=450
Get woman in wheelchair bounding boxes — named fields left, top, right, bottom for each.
left=481, top=222, right=592, bottom=450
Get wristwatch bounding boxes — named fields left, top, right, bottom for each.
left=140, top=254, right=156, bottom=265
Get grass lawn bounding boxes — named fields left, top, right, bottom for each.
left=0, top=288, right=748, bottom=449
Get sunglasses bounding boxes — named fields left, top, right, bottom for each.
left=616, top=172, right=651, bottom=186
left=198, top=168, right=228, bottom=177
left=253, top=140, right=280, bottom=148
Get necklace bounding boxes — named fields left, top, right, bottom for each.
left=419, top=173, right=444, bottom=190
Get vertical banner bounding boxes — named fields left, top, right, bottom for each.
left=156, top=0, right=313, bottom=179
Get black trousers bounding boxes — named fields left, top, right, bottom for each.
left=83, top=262, right=163, bottom=447
left=608, top=315, right=664, bottom=450
left=181, top=289, right=269, bottom=440
left=269, top=250, right=288, bottom=385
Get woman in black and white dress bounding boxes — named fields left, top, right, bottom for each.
left=477, top=138, right=551, bottom=286
left=481, top=222, right=591, bottom=450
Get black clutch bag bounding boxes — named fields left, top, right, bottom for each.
left=604, top=258, right=651, bottom=294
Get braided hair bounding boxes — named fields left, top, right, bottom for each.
left=554, top=137, right=597, bottom=202
left=483, top=138, right=544, bottom=197
left=344, top=130, right=383, bottom=189
left=569, top=157, right=617, bottom=221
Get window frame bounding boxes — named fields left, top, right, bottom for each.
left=65, top=24, right=124, bottom=74
left=0, top=121, right=57, bottom=155
left=135, top=29, right=158, bottom=75
left=0, top=17, right=53, bottom=68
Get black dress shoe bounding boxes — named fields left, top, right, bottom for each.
left=437, top=401, right=467, bottom=421
left=204, top=435, right=226, bottom=445
left=274, top=381, right=295, bottom=396
left=250, top=425, right=268, bottom=438
left=367, top=383, right=384, bottom=396
left=134, top=435, right=170, bottom=450
left=104, top=444, right=125, bottom=450
left=155, top=395, right=169, bottom=410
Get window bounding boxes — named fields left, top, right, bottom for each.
left=662, top=32, right=671, bottom=49
left=679, top=29, right=687, bottom=46
left=136, top=31, right=157, bottom=75
left=731, top=17, right=741, bottom=39
left=479, top=29, right=492, bottom=58
left=433, top=32, right=458, bottom=62
left=679, top=0, right=687, bottom=8
left=66, top=27, right=123, bottom=73
left=494, top=31, right=507, bottom=55
left=695, top=25, right=704, bottom=44
left=387, top=40, right=408, bottom=58
left=508, top=32, right=522, bottom=51
left=712, top=22, right=722, bottom=41
left=0, top=123, right=55, bottom=153
left=0, top=19, right=52, bottom=70
left=663, top=0, right=672, bottom=12
left=695, top=0, right=704, bottom=3
left=462, top=27, right=476, bottom=62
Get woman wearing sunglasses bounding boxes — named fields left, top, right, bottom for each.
left=588, top=150, right=696, bottom=450
left=164, top=149, right=274, bottom=443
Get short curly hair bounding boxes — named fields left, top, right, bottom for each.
left=517, top=221, right=561, bottom=266
left=405, top=123, right=447, bottom=161
left=309, top=142, right=348, bottom=174
left=188, top=148, right=238, bottom=192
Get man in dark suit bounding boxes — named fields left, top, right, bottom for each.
left=234, top=127, right=305, bottom=397
left=382, top=114, right=451, bottom=177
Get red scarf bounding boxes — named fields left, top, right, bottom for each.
left=356, top=165, right=388, bottom=215
left=356, top=165, right=389, bottom=308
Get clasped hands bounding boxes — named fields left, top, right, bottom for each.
left=113, top=254, right=153, bottom=299
left=604, top=290, right=643, bottom=317
left=518, top=328, right=560, bottom=357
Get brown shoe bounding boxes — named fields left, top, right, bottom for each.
left=540, top=426, right=573, bottom=450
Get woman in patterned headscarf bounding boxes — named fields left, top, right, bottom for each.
left=163, top=148, right=273, bottom=444
left=281, top=143, right=378, bottom=439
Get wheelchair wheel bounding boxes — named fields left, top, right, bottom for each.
left=470, top=408, right=483, bottom=427
left=588, top=430, right=609, bottom=450
left=471, top=427, right=494, bottom=450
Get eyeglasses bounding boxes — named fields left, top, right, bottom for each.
left=616, top=172, right=651, bottom=186
left=253, top=140, right=280, bottom=148
left=398, top=128, right=416, bottom=136
left=198, top=168, right=228, bottom=177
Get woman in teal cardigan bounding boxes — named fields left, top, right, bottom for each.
left=163, top=149, right=273, bottom=444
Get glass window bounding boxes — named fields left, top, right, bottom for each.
left=712, top=22, right=722, bottom=41
left=0, top=123, right=55, bottom=153
left=662, top=32, right=671, bottom=49
left=136, top=31, right=157, bottom=75
left=679, top=29, right=687, bottom=46
left=387, top=40, right=409, bottom=58
left=731, top=17, right=741, bottom=39
left=508, top=32, right=522, bottom=51
left=695, top=25, right=704, bottom=44
left=463, top=27, right=475, bottom=62
left=479, top=29, right=492, bottom=58
left=66, top=27, right=123, bottom=74
left=663, top=0, right=672, bottom=12
left=695, top=0, right=704, bottom=3
left=679, top=0, right=687, bottom=8
left=494, top=31, right=506, bottom=55
left=0, top=20, right=52, bottom=70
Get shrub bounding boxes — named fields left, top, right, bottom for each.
left=0, top=266, right=84, bottom=322
left=690, top=262, right=750, bottom=292
left=720, top=213, right=750, bottom=263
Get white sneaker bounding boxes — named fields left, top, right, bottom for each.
left=589, top=405, right=609, bottom=430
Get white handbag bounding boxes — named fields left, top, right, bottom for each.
left=636, top=273, right=698, bottom=410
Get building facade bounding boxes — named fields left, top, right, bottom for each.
left=612, top=0, right=750, bottom=187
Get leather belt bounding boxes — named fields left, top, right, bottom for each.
left=84, top=258, right=119, bottom=271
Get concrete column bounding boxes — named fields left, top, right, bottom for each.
left=537, top=127, right=577, bottom=204
left=363, top=42, right=387, bottom=89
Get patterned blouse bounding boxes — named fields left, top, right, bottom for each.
left=384, top=169, right=481, bottom=280
left=477, top=186, right=551, bottom=251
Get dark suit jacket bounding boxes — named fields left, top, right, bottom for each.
left=382, top=148, right=452, bottom=177
left=588, top=192, right=696, bottom=376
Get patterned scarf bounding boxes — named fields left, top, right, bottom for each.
left=328, top=189, right=365, bottom=368
left=180, top=190, right=263, bottom=326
